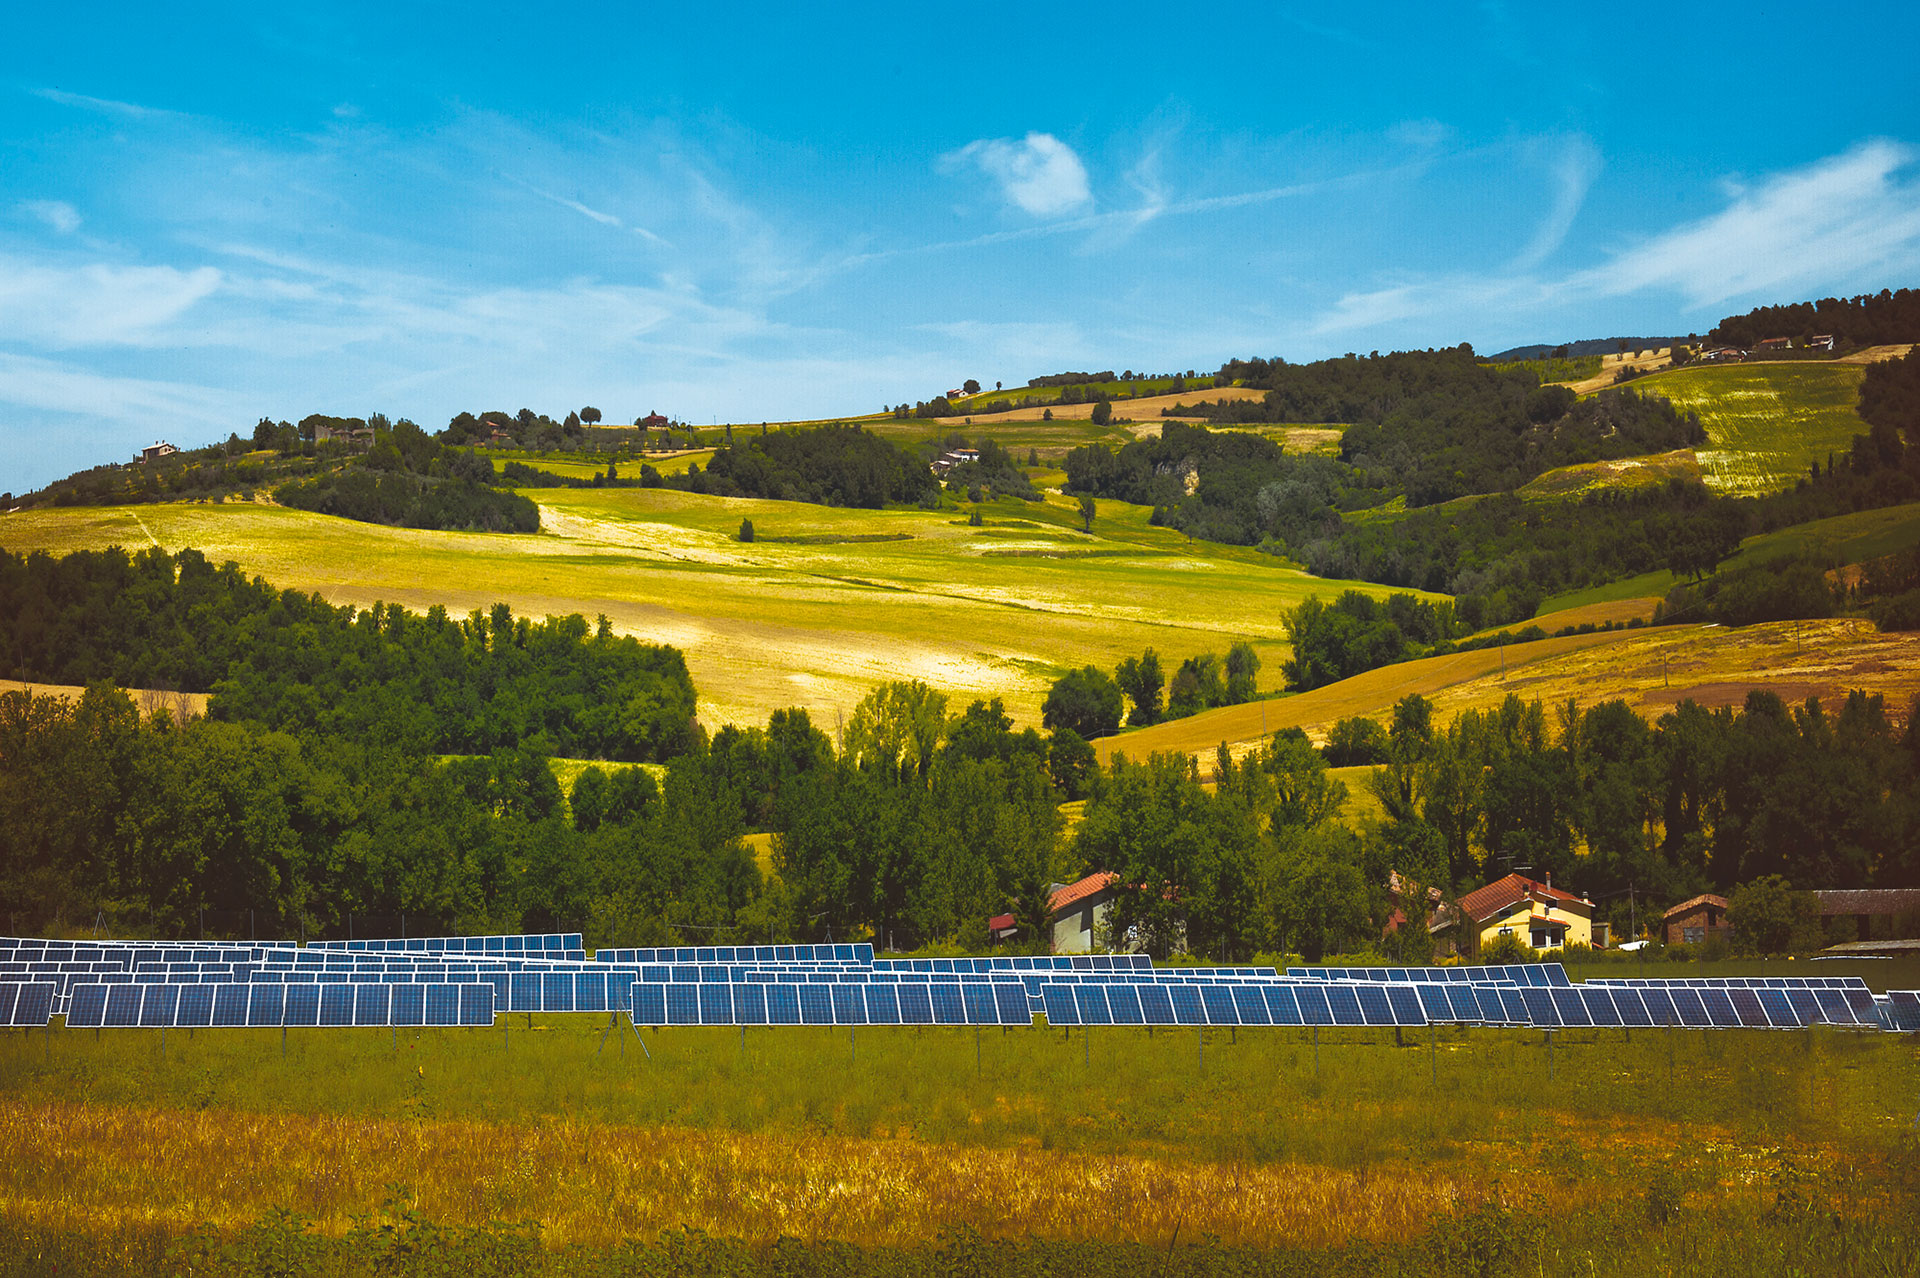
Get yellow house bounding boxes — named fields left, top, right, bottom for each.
left=1432, top=873, right=1596, bottom=955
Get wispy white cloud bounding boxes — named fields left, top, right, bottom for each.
left=19, top=200, right=82, bottom=234
left=1510, top=135, right=1601, bottom=270
left=945, top=132, right=1092, bottom=217
left=1578, top=139, right=1920, bottom=306
left=30, top=86, right=178, bottom=119
left=0, top=256, right=223, bottom=347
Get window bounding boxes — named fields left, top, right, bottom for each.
left=1683, top=926, right=1704, bottom=945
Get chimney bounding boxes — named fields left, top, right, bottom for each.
left=1543, top=871, right=1551, bottom=890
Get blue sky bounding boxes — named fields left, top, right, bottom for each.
left=5, top=1, right=1919, bottom=492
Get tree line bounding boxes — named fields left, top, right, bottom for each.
left=1041, top=642, right=1263, bottom=743
left=0, top=547, right=697, bottom=761
left=1709, top=287, right=1920, bottom=350
left=668, top=424, right=939, bottom=508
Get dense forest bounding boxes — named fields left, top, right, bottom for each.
left=1709, top=287, right=1920, bottom=349
left=668, top=424, right=940, bottom=508
left=0, top=547, right=696, bottom=760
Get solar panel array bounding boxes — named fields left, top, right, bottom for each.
left=0, top=935, right=1905, bottom=1033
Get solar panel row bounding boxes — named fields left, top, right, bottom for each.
left=63, top=982, right=494, bottom=1028
left=628, top=981, right=1030, bottom=1027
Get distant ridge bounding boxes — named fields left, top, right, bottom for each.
left=1489, top=337, right=1681, bottom=361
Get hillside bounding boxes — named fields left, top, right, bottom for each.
left=0, top=487, right=1424, bottom=732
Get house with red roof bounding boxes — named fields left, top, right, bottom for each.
left=1430, top=872, right=1596, bottom=956
left=1048, top=871, right=1119, bottom=954
left=1663, top=894, right=1729, bottom=947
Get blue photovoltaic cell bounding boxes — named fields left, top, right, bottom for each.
left=1665, top=988, right=1707, bottom=1027
left=1043, top=984, right=1080, bottom=1026
left=1103, top=984, right=1143, bottom=1025
left=894, top=984, right=931, bottom=1025
left=8, top=982, right=54, bottom=1027
left=103, top=984, right=142, bottom=1027
left=734, top=983, right=769, bottom=1025
left=1138, top=984, right=1176, bottom=1026
left=632, top=983, right=667, bottom=1025
left=321, top=984, right=358, bottom=1027
left=1579, top=988, right=1620, bottom=1027
left=1293, top=984, right=1332, bottom=1026
left=1758, top=989, right=1801, bottom=1027
left=544, top=973, right=576, bottom=1014
left=1726, top=988, right=1770, bottom=1028
left=1613, top=989, right=1654, bottom=1027
left=425, top=985, right=461, bottom=1027
left=1420, top=985, right=1457, bottom=1020
left=355, top=984, right=390, bottom=1027
left=1843, top=988, right=1879, bottom=1023
left=174, top=984, right=212, bottom=1028
left=0, top=984, right=23, bottom=1027
left=666, top=984, right=700, bottom=1026
left=1697, top=989, right=1740, bottom=1028
left=1168, top=985, right=1207, bottom=1026
left=575, top=972, right=608, bottom=1013
left=1354, top=984, right=1393, bottom=1026
left=1521, top=988, right=1560, bottom=1027
left=1222, top=984, right=1263, bottom=1025
left=961, top=984, right=1000, bottom=1026
left=1781, top=989, right=1821, bottom=1025
left=1385, top=985, right=1425, bottom=1026
left=511, top=974, right=541, bottom=1013
left=865, top=984, right=901, bottom=1025
left=140, top=984, right=180, bottom=1028
left=830, top=984, right=864, bottom=1025
left=211, top=985, right=248, bottom=1027
left=799, top=984, right=833, bottom=1026
left=930, top=984, right=966, bottom=1025
left=247, top=984, right=285, bottom=1028
left=1073, top=984, right=1113, bottom=1026
left=1813, top=990, right=1855, bottom=1024
left=1324, top=985, right=1365, bottom=1027
left=1262, top=985, right=1302, bottom=1025
left=700, top=982, right=735, bottom=1026
left=1888, top=991, right=1920, bottom=1031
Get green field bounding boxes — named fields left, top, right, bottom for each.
left=1, top=1010, right=1913, bottom=1273
left=0, top=488, right=1420, bottom=733
left=1620, top=363, right=1869, bottom=495
left=1728, top=500, right=1920, bottom=568
left=948, top=376, right=1201, bottom=414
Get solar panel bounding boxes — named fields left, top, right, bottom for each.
left=1102, top=983, right=1143, bottom=1025
left=321, top=984, right=358, bottom=1027
left=247, top=984, right=285, bottom=1027
left=1520, top=988, right=1559, bottom=1027
left=962, top=983, right=1000, bottom=1026
left=733, top=983, right=769, bottom=1025
left=894, top=983, right=932, bottom=1024
left=1577, top=987, right=1620, bottom=1027
left=1168, top=985, right=1207, bottom=1026
left=666, top=984, right=700, bottom=1026
left=1726, top=988, right=1771, bottom=1028
left=1696, top=988, right=1741, bottom=1028
left=575, top=971, right=609, bottom=1013
left=63, top=982, right=106, bottom=1027
left=865, top=984, right=901, bottom=1024
left=1612, top=988, right=1653, bottom=1027
left=632, top=983, right=667, bottom=1025
left=1353, top=984, right=1394, bottom=1027
left=1293, top=984, right=1333, bottom=1026
left=1887, top=991, right=1920, bottom=1032
left=1384, top=985, right=1425, bottom=1026
left=1229, top=985, right=1270, bottom=1025
left=796, top=983, right=831, bottom=1025
left=1758, top=989, right=1803, bottom=1028
left=829, top=984, right=864, bottom=1025
left=1813, top=989, right=1857, bottom=1025
left=1258, top=985, right=1299, bottom=1025
left=1138, top=984, right=1176, bottom=1025
left=354, top=984, right=390, bottom=1027
left=1324, top=985, right=1365, bottom=1027
left=922, top=983, right=960, bottom=1025
left=1042, top=984, right=1080, bottom=1026
left=1073, top=984, right=1113, bottom=1025
left=425, top=985, right=462, bottom=1027
left=542, top=973, right=575, bottom=1014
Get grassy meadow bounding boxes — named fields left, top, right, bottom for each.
left=2, top=1009, right=1916, bottom=1272
left=1618, top=362, right=1870, bottom=495
left=0, top=487, right=1418, bottom=732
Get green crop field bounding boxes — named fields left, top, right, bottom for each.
left=1, top=1011, right=1914, bottom=1274
left=0, top=488, right=1419, bottom=733
left=1619, top=363, right=1869, bottom=495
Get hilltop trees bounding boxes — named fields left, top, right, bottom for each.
left=1041, top=666, right=1124, bottom=740
left=675, top=423, right=938, bottom=508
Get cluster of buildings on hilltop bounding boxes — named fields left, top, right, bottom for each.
left=1695, top=333, right=1837, bottom=364
left=992, top=869, right=1920, bottom=957
left=929, top=447, right=979, bottom=478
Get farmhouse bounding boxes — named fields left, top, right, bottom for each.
left=1807, top=334, right=1837, bottom=352
left=1430, top=873, right=1596, bottom=955
left=1048, top=871, right=1119, bottom=954
left=1663, top=893, right=1730, bottom=947
left=1755, top=336, right=1793, bottom=352
left=137, top=441, right=179, bottom=463
left=930, top=447, right=981, bottom=477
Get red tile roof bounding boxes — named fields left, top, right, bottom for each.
left=1661, top=893, right=1728, bottom=920
left=1049, top=872, right=1118, bottom=914
left=1456, top=873, right=1586, bottom=924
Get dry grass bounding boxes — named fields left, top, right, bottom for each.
left=1107, top=619, right=1920, bottom=766
left=1557, top=348, right=1672, bottom=394
left=933, top=387, right=1268, bottom=426
left=0, top=1099, right=1483, bottom=1250
left=0, top=680, right=206, bottom=718
left=1518, top=448, right=1702, bottom=500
